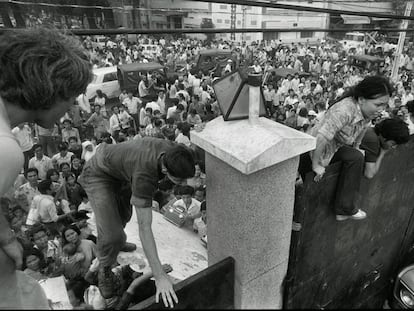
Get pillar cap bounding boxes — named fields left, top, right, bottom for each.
left=191, top=117, right=316, bottom=175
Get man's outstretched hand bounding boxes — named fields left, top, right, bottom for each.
left=155, top=273, right=178, bottom=308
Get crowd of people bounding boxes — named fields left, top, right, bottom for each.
left=1, top=25, right=414, bottom=310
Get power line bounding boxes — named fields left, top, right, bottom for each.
left=1, top=27, right=411, bottom=36
left=0, top=0, right=406, bottom=20
left=193, top=0, right=414, bottom=20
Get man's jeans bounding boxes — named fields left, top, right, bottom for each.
left=78, top=146, right=132, bottom=267
left=298, top=145, right=364, bottom=216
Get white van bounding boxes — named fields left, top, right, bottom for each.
left=85, top=66, right=121, bottom=101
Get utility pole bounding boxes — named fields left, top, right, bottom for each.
left=391, top=1, right=413, bottom=82
left=231, top=4, right=236, bottom=40
left=242, top=5, right=247, bottom=41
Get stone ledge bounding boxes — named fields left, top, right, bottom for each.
left=191, top=116, right=316, bottom=175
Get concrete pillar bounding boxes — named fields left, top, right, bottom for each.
left=191, top=115, right=315, bottom=308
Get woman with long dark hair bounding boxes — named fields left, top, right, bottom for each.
left=299, top=75, right=393, bottom=221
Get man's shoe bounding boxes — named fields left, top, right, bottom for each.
left=97, top=266, right=116, bottom=299
left=336, top=209, right=367, bottom=221
left=121, top=242, right=137, bottom=252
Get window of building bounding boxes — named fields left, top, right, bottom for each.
left=220, top=4, right=227, bottom=9
left=217, top=19, right=222, bottom=24
left=301, top=31, right=313, bottom=38
left=225, top=19, right=230, bottom=24
left=246, top=35, right=251, bottom=40
left=237, top=20, right=241, bottom=25
left=251, top=20, right=257, bottom=26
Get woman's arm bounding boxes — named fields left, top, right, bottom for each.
left=311, top=134, right=330, bottom=181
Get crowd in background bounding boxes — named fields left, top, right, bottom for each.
left=2, top=30, right=414, bottom=309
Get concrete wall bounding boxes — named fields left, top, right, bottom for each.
left=285, top=137, right=414, bottom=308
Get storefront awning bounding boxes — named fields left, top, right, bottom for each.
left=341, top=14, right=371, bottom=24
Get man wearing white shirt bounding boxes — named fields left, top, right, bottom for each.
left=263, top=84, right=276, bottom=117
left=138, top=76, right=149, bottom=99
left=156, top=91, right=166, bottom=115
left=14, top=168, right=40, bottom=212
left=402, top=87, right=414, bottom=106
left=145, top=100, right=161, bottom=113
left=109, top=106, right=123, bottom=139
left=122, top=91, right=141, bottom=127
left=12, top=123, right=34, bottom=174
left=176, top=84, right=190, bottom=103
left=281, top=74, right=294, bottom=94
left=291, top=73, right=300, bottom=93
left=284, top=89, right=297, bottom=107
left=28, top=144, right=54, bottom=181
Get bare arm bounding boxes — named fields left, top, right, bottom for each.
left=364, top=148, right=388, bottom=179
left=127, top=264, right=173, bottom=294
left=0, top=137, right=24, bottom=269
left=311, top=134, right=330, bottom=181
left=132, top=196, right=178, bottom=308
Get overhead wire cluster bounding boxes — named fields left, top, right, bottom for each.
left=0, top=0, right=412, bottom=35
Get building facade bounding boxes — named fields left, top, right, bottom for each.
left=111, top=0, right=395, bottom=43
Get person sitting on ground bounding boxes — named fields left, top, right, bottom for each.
left=60, top=162, right=73, bottom=182
left=65, top=172, right=84, bottom=209
left=186, top=108, right=202, bottom=127
left=172, top=185, right=202, bottom=230
left=161, top=117, right=177, bottom=141
left=46, top=168, right=68, bottom=202
left=28, top=143, right=54, bottom=181
left=61, top=242, right=87, bottom=281
left=23, top=247, right=48, bottom=281
left=71, top=156, right=84, bottom=180
left=9, top=214, right=32, bottom=251
left=61, top=119, right=81, bottom=145
left=29, top=224, right=63, bottom=277
left=72, top=209, right=97, bottom=244
left=360, top=117, right=409, bottom=179
left=61, top=224, right=96, bottom=282
left=68, top=136, right=83, bottom=160
left=52, top=142, right=74, bottom=169
left=14, top=167, right=40, bottom=212
left=26, top=180, right=74, bottom=235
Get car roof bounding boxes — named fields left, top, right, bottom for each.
left=92, top=66, right=117, bottom=75
left=118, top=62, right=165, bottom=72
left=198, top=49, right=232, bottom=55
